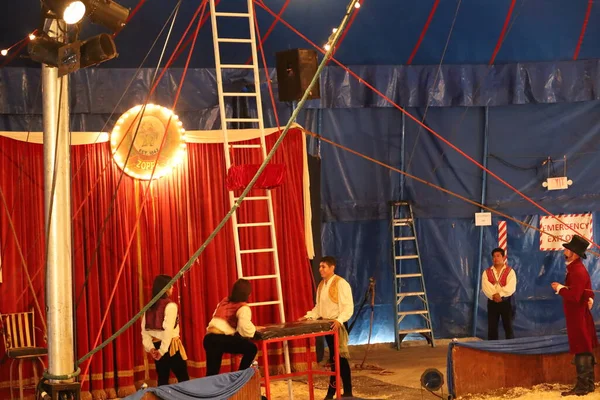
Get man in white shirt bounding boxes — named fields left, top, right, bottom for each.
left=302, top=256, right=354, bottom=399
left=481, top=247, right=517, bottom=340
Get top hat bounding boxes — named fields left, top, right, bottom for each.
left=562, top=235, right=590, bottom=259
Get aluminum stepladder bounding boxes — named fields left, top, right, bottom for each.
left=209, top=0, right=293, bottom=397
left=390, top=201, right=435, bottom=349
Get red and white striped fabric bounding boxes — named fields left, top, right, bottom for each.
left=498, top=221, right=507, bottom=255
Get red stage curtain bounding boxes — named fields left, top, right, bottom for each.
left=0, top=128, right=314, bottom=399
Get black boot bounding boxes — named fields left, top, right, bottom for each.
left=561, top=354, right=593, bottom=396
left=581, top=353, right=596, bottom=393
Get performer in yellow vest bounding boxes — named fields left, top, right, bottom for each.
left=301, top=256, right=354, bottom=399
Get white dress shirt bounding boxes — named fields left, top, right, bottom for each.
left=305, top=274, right=354, bottom=323
left=206, top=305, right=256, bottom=338
left=141, top=302, right=180, bottom=356
left=481, top=265, right=517, bottom=300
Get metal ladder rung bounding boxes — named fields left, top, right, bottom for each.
left=223, top=92, right=258, bottom=97
left=394, top=237, right=416, bottom=241
left=397, top=292, right=425, bottom=297
left=396, top=273, right=422, bottom=278
left=221, top=64, right=255, bottom=69
left=210, top=0, right=293, bottom=389
left=234, top=196, right=269, bottom=201
left=398, top=328, right=432, bottom=334
left=248, top=300, right=281, bottom=307
left=398, top=310, right=428, bottom=316
left=237, top=222, right=272, bottom=227
left=243, top=274, right=278, bottom=280
left=217, top=38, right=253, bottom=43
left=239, top=248, right=275, bottom=254
left=393, top=219, right=413, bottom=226
left=214, top=12, right=250, bottom=17
left=395, top=255, right=419, bottom=260
left=225, top=118, right=261, bottom=123
left=231, top=144, right=262, bottom=148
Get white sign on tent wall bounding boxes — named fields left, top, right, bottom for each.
left=539, top=213, right=593, bottom=251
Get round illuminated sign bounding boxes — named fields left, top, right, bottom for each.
left=111, top=104, right=186, bottom=180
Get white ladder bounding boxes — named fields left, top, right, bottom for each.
left=390, top=201, right=435, bottom=349
left=209, top=0, right=293, bottom=392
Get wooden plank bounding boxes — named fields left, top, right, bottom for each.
left=453, top=345, right=600, bottom=397
left=24, top=311, right=32, bottom=347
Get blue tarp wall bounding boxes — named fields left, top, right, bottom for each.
left=4, top=58, right=600, bottom=344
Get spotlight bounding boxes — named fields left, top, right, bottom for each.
left=86, top=0, right=130, bottom=33
left=80, top=33, right=118, bottom=68
left=28, top=33, right=117, bottom=76
left=28, top=36, right=81, bottom=76
left=420, top=368, right=445, bottom=397
left=44, top=0, right=86, bottom=24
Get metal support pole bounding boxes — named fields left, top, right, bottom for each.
left=472, top=106, right=489, bottom=337
left=43, top=19, right=76, bottom=379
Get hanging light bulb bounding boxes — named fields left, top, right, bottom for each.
left=332, top=28, right=338, bottom=33
left=29, top=33, right=36, bottom=41
left=1, top=49, right=7, bottom=56
left=324, top=44, right=331, bottom=51
left=355, top=2, right=361, bottom=8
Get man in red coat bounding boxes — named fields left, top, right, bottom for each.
left=551, top=234, right=598, bottom=397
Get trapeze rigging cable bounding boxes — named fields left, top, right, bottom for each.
left=303, top=130, right=600, bottom=259
left=5, top=0, right=183, bottom=311
left=76, top=0, right=360, bottom=367
left=79, top=0, right=210, bottom=383
left=255, top=0, right=600, bottom=252
left=73, top=0, right=185, bottom=311
left=404, top=0, right=462, bottom=173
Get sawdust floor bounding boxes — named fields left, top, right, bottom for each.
left=267, top=340, right=600, bottom=400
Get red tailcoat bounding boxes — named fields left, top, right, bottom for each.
left=559, top=258, right=598, bottom=354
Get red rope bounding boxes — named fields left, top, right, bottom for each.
left=80, top=0, right=209, bottom=385
left=255, top=0, right=600, bottom=250
left=171, top=0, right=219, bottom=63
left=125, top=0, right=147, bottom=24
left=0, top=38, right=29, bottom=68
left=573, top=0, right=594, bottom=60
left=245, top=0, right=291, bottom=65
left=254, top=5, right=282, bottom=132
left=113, top=0, right=147, bottom=38
left=489, top=0, right=516, bottom=65
left=406, top=0, right=440, bottom=65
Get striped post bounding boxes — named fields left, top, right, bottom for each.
left=498, top=221, right=507, bottom=255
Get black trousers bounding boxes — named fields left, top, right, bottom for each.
left=487, top=298, right=514, bottom=340
left=153, top=341, right=190, bottom=386
left=325, top=328, right=353, bottom=396
left=203, top=333, right=258, bottom=376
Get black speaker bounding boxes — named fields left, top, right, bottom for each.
left=275, top=49, right=320, bottom=102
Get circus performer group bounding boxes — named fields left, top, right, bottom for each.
left=141, top=256, right=355, bottom=399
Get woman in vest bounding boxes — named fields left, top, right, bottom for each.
left=204, top=278, right=258, bottom=376
left=142, top=274, right=190, bottom=386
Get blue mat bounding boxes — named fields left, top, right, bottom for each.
left=123, top=368, right=255, bottom=400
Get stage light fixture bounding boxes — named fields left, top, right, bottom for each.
left=28, top=36, right=81, bottom=76
left=44, top=0, right=86, bottom=24
left=80, top=33, right=118, bottom=68
left=28, top=33, right=117, bottom=76
left=420, top=368, right=444, bottom=392
left=86, top=0, right=130, bottom=33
